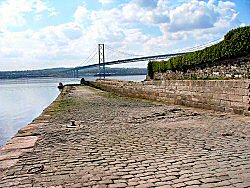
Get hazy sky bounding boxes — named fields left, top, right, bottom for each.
left=0, top=0, right=249, bottom=70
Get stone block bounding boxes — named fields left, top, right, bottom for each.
left=217, top=80, right=225, bottom=88
left=229, top=95, right=243, bottom=102
left=222, top=87, right=232, bottom=94
left=2, top=136, right=38, bottom=151
left=221, top=94, right=229, bottom=100
left=233, top=88, right=243, bottom=95
left=243, top=96, right=249, bottom=103
left=233, top=80, right=242, bottom=88
left=0, top=159, right=19, bottom=171
left=231, top=101, right=244, bottom=108
left=220, top=100, right=231, bottom=106
left=229, top=88, right=236, bottom=95
left=241, top=81, right=250, bottom=89
left=0, top=151, right=23, bottom=161
left=226, top=81, right=235, bottom=88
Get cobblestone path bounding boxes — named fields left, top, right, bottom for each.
left=1, top=85, right=250, bottom=187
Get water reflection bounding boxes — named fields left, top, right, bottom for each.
left=0, top=78, right=81, bottom=146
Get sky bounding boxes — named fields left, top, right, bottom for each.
left=0, top=0, right=249, bottom=71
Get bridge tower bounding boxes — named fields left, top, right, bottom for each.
left=72, top=69, right=79, bottom=78
left=75, top=69, right=79, bottom=78
left=98, top=44, right=105, bottom=79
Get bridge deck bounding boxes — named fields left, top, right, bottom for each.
left=73, top=52, right=188, bottom=71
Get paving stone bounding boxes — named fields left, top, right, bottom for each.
left=99, top=180, right=113, bottom=184
left=184, top=180, right=201, bottom=186
left=128, top=181, right=140, bottom=186
left=185, top=185, right=200, bottom=188
left=233, top=182, right=250, bottom=188
left=173, top=182, right=186, bottom=187
left=121, top=175, right=134, bottom=179
left=160, top=176, right=177, bottom=181
left=1, top=85, right=250, bottom=187
left=147, top=178, right=160, bottom=183
left=154, top=181, right=169, bottom=186
left=157, top=186, right=173, bottom=188
left=199, top=184, right=215, bottom=188
left=212, top=180, right=232, bottom=187
left=200, top=177, right=220, bottom=183
left=135, top=183, right=154, bottom=188
left=113, top=179, right=126, bottom=183
left=108, top=183, right=127, bottom=188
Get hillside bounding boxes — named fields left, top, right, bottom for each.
left=0, top=67, right=147, bottom=79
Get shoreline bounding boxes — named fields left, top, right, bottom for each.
left=0, top=85, right=72, bottom=176
left=0, top=77, right=83, bottom=148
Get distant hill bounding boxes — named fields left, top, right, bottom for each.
left=0, top=67, right=147, bottom=79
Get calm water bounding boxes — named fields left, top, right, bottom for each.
left=0, top=75, right=146, bottom=146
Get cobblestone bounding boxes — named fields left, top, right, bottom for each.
left=1, top=85, right=250, bottom=187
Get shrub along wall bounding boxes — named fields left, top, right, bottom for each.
left=153, top=54, right=250, bottom=80
left=95, top=79, right=250, bottom=115
left=148, top=26, right=250, bottom=79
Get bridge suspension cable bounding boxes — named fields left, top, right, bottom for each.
left=105, top=45, right=143, bottom=60
left=177, top=38, right=222, bottom=53
left=79, top=47, right=98, bottom=66
left=75, top=37, right=222, bottom=73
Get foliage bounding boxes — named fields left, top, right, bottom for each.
left=148, top=26, right=250, bottom=78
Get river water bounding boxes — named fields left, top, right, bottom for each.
left=0, top=75, right=146, bottom=146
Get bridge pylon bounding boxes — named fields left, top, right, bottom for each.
left=72, top=69, right=79, bottom=78
left=75, top=69, right=79, bottom=78
left=98, top=44, right=105, bottom=79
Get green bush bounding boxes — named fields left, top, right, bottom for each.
left=148, top=26, right=250, bottom=78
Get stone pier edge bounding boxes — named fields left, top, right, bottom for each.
left=0, top=85, right=73, bottom=178
left=1, top=79, right=250, bottom=178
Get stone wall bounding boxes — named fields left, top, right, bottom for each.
left=153, top=54, right=250, bottom=80
left=95, top=79, right=250, bottom=115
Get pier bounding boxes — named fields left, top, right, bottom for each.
left=1, top=85, right=250, bottom=187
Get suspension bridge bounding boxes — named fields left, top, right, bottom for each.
left=66, top=39, right=220, bottom=78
